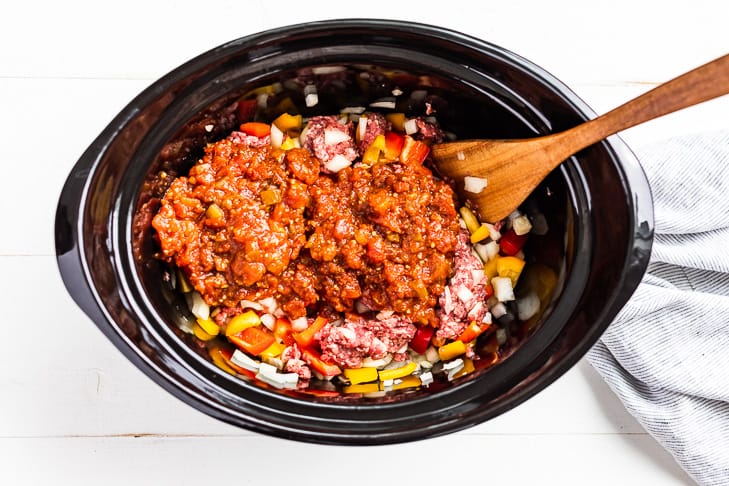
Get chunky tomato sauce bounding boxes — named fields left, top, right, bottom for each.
left=152, top=136, right=460, bottom=325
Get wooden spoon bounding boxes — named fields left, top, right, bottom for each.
left=431, top=53, right=729, bottom=222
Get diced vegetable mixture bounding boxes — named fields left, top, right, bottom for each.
left=150, top=66, right=557, bottom=395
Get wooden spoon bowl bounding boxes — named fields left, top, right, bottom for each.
left=432, top=53, right=729, bottom=222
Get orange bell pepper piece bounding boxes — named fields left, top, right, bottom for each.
left=239, top=122, right=271, bottom=138
left=457, top=321, right=491, bottom=343
left=228, top=326, right=275, bottom=356
left=293, top=316, right=328, bottom=349
left=302, top=348, right=341, bottom=376
left=399, top=135, right=430, bottom=165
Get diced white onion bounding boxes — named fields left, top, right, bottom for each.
left=424, top=346, right=440, bottom=364
left=492, top=277, right=515, bottom=302
left=482, top=312, right=493, bottom=324
left=263, top=356, right=284, bottom=370
left=324, top=128, right=351, bottom=145
left=340, top=106, right=366, bottom=114
left=324, top=154, right=352, bottom=173
left=491, top=302, right=507, bottom=318
left=473, top=242, right=489, bottom=262
left=512, top=215, right=533, bottom=235
left=369, top=97, right=396, bottom=109
left=291, top=316, right=309, bottom=332
left=257, top=362, right=278, bottom=377
left=485, top=240, right=500, bottom=260
left=239, top=299, right=264, bottom=311
left=442, top=358, right=464, bottom=371
left=456, top=151, right=465, bottom=161
left=485, top=223, right=501, bottom=241
left=256, top=93, right=268, bottom=109
left=255, top=370, right=299, bottom=389
left=419, top=371, right=434, bottom=386
left=357, top=116, right=368, bottom=140
left=447, top=362, right=465, bottom=381
left=383, top=359, right=408, bottom=371
left=403, top=118, right=418, bottom=135
left=204, top=124, right=214, bottom=133
left=259, top=296, right=278, bottom=313
left=471, top=268, right=486, bottom=285
left=418, top=360, right=433, bottom=370
left=391, top=88, right=403, bottom=96
left=362, top=354, right=393, bottom=369
left=496, top=328, right=508, bottom=346
left=303, top=84, right=317, bottom=95
left=312, top=65, right=346, bottom=75
left=382, top=379, right=394, bottom=388
left=231, top=350, right=260, bottom=372
left=463, top=176, right=488, bottom=194
left=270, top=123, right=284, bottom=149
left=260, top=313, right=276, bottom=330
left=190, top=291, right=209, bottom=320
left=456, top=285, right=474, bottom=304
left=517, top=292, right=541, bottom=321
left=355, top=299, right=372, bottom=314
left=305, top=93, right=319, bottom=107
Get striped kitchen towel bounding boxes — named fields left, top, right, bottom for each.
left=587, top=130, right=729, bottom=486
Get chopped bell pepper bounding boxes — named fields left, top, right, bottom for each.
left=399, top=135, right=430, bottom=165
left=385, top=112, right=406, bottom=132
left=483, top=255, right=500, bottom=280
left=496, top=256, right=526, bottom=287
left=378, top=361, right=418, bottom=381
left=239, top=122, right=271, bottom=138
left=273, top=113, right=302, bottom=131
left=438, top=340, right=467, bottom=361
left=196, top=317, right=220, bottom=336
left=260, top=341, right=286, bottom=360
left=236, top=98, right=257, bottom=123
left=273, top=317, right=295, bottom=346
left=214, top=346, right=256, bottom=377
left=293, top=316, right=328, bottom=349
left=362, top=134, right=386, bottom=165
left=382, top=374, right=421, bottom=391
left=226, top=310, right=261, bottom=337
left=458, top=321, right=491, bottom=343
left=280, top=137, right=298, bottom=151
left=192, top=322, right=215, bottom=341
left=343, top=367, right=379, bottom=385
left=228, top=326, right=275, bottom=356
left=409, top=325, right=435, bottom=354
left=208, top=347, right=237, bottom=375
left=302, top=348, right=342, bottom=376
left=499, top=228, right=528, bottom=256
left=383, top=131, right=404, bottom=161
left=459, top=206, right=481, bottom=234
left=470, top=224, right=491, bottom=243
left=452, top=358, right=475, bottom=380
left=344, top=382, right=381, bottom=394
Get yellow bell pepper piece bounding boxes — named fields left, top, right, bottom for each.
left=459, top=206, right=481, bottom=234
left=260, top=341, right=286, bottom=360
left=209, top=348, right=237, bottom=375
left=438, top=340, right=467, bottom=361
left=226, top=310, right=261, bottom=336
left=378, top=361, right=418, bottom=382
left=483, top=255, right=499, bottom=280
left=470, top=224, right=490, bottom=243
left=192, top=322, right=215, bottom=341
left=362, top=134, right=386, bottom=165
left=273, top=113, right=302, bottom=131
left=382, top=374, right=422, bottom=391
left=344, top=367, right=379, bottom=385
left=452, top=358, right=475, bottom=380
left=497, top=256, right=526, bottom=287
left=280, top=137, right=297, bottom=151
left=385, top=113, right=406, bottom=132
left=344, top=382, right=381, bottom=394
left=196, top=317, right=220, bottom=336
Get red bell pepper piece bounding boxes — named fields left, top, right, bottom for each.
left=409, top=325, right=435, bottom=354
left=458, top=321, right=491, bottom=344
left=293, top=316, right=328, bottom=349
left=228, top=326, right=275, bottom=356
left=484, top=283, right=494, bottom=300
left=273, top=317, right=295, bottom=346
left=384, top=131, right=405, bottom=161
left=239, top=121, right=271, bottom=138
left=302, top=348, right=342, bottom=376
left=236, top=98, right=257, bottom=123
left=399, top=135, right=430, bottom=165
left=499, top=228, right=528, bottom=256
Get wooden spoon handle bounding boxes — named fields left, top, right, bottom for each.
left=560, top=53, right=729, bottom=154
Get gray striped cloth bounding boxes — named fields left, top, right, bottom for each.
left=587, top=130, right=729, bottom=485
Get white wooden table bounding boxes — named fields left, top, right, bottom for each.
left=3, top=1, right=728, bottom=484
